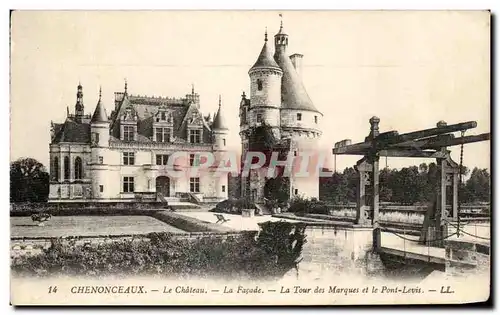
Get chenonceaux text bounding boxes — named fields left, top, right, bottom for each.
left=70, top=286, right=146, bottom=294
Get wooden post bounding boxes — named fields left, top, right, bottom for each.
left=355, top=157, right=370, bottom=225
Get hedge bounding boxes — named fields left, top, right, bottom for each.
left=11, top=222, right=307, bottom=280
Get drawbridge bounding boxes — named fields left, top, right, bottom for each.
left=332, top=117, right=490, bottom=266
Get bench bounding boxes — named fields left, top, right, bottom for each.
left=214, top=214, right=230, bottom=224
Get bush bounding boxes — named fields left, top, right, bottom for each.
left=11, top=222, right=307, bottom=280
left=288, top=196, right=329, bottom=215
left=211, top=198, right=256, bottom=215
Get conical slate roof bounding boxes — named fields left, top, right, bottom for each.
left=212, top=96, right=228, bottom=130
left=274, top=43, right=320, bottom=113
left=249, top=38, right=281, bottom=72
left=91, top=89, right=108, bottom=123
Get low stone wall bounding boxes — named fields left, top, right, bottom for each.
left=10, top=202, right=172, bottom=216
left=294, top=225, right=385, bottom=280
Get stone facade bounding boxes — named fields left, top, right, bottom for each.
left=49, top=84, right=229, bottom=203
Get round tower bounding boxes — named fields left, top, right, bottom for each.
left=248, top=29, right=283, bottom=135
left=273, top=19, right=323, bottom=200
left=89, top=87, right=110, bottom=199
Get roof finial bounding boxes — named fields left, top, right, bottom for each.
left=279, top=13, right=283, bottom=31
left=265, top=27, right=268, bottom=42
left=124, top=78, right=128, bottom=95
left=99, top=86, right=102, bottom=101
left=218, top=94, right=222, bottom=107
left=192, top=83, right=195, bottom=94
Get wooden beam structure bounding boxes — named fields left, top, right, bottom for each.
left=332, top=117, right=490, bottom=249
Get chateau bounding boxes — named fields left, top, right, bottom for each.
left=239, top=22, right=323, bottom=202
left=48, top=83, right=229, bottom=202
left=48, top=20, right=323, bottom=204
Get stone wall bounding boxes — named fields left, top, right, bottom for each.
left=295, top=225, right=384, bottom=280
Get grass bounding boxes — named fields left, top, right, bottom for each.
left=10, top=215, right=186, bottom=238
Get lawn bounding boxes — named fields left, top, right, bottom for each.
left=11, top=215, right=186, bottom=238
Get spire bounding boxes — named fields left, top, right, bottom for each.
left=278, top=13, right=285, bottom=34
left=75, top=82, right=84, bottom=116
left=212, top=95, right=228, bottom=130
left=249, top=28, right=281, bottom=72
left=191, top=83, right=195, bottom=95
left=124, top=78, right=128, bottom=96
left=99, top=85, right=102, bottom=101
left=91, top=86, right=108, bottom=123
left=274, top=13, right=288, bottom=52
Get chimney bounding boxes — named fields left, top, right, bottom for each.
left=290, top=53, right=304, bottom=77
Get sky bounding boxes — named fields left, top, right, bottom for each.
left=10, top=10, right=491, bottom=173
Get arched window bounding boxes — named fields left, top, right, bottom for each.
left=74, top=157, right=83, bottom=180
left=53, top=157, right=59, bottom=181
left=64, top=156, right=70, bottom=180
left=257, top=79, right=263, bottom=91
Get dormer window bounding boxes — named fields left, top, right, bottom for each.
left=155, top=127, right=171, bottom=143
left=120, top=106, right=138, bottom=141
left=123, top=126, right=135, bottom=141
left=153, top=108, right=173, bottom=142
left=189, top=129, right=201, bottom=143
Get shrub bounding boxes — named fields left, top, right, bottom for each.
left=211, top=198, right=256, bottom=215
left=11, top=222, right=307, bottom=280
left=288, top=196, right=329, bottom=215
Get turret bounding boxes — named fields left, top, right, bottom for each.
left=248, top=29, right=283, bottom=133
left=212, top=95, right=229, bottom=151
left=90, top=87, right=110, bottom=148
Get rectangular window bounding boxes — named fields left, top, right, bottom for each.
left=92, top=132, right=99, bottom=145
left=161, top=112, right=166, bottom=121
left=123, top=177, right=135, bottom=193
left=294, top=151, right=297, bottom=156
left=294, top=189, right=298, bottom=195
left=123, top=152, right=135, bottom=165
left=297, top=113, right=302, bottom=121
left=223, top=139, right=226, bottom=146
left=156, top=154, right=169, bottom=165
left=123, top=126, right=134, bottom=141
left=163, top=128, right=170, bottom=143
left=256, top=113, right=263, bottom=123
left=189, top=153, right=197, bottom=166
left=156, top=128, right=162, bottom=142
left=99, top=185, right=104, bottom=193
left=189, top=129, right=201, bottom=143
left=222, top=185, right=226, bottom=192
left=98, top=156, right=103, bottom=164
left=314, top=116, right=318, bottom=124
left=190, top=177, right=200, bottom=193
left=156, top=128, right=171, bottom=143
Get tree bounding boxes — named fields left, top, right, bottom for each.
left=264, top=176, right=290, bottom=206
left=10, top=158, right=50, bottom=202
left=464, top=167, right=490, bottom=203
